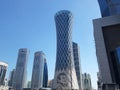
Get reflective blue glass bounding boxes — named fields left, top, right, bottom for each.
left=43, top=61, right=48, bottom=87
left=116, top=47, right=120, bottom=64
left=98, top=0, right=120, bottom=17
left=98, top=0, right=110, bottom=17
left=111, top=47, right=120, bottom=85
left=55, top=10, right=74, bottom=71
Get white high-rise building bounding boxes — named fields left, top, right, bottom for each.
left=13, top=48, right=29, bottom=90
left=31, top=51, right=46, bottom=90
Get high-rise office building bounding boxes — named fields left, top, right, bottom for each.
left=53, top=10, right=79, bottom=89
left=8, top=69, right=15, bottom=87
left=98, top=0, right=120, bottom=17
left=0, top=61, right=8, bottom=85
left=93, top=0, right=120, bottom=89
left=13, top=48, right=29, bottom=90
left=72, top=42, right=82, bottom=90
left=82, top=73, right=92, bottom=90
left=31, top=51, right=45, bottom=89
left=27, top=81, right=31, bottom=88
left=43, top=59, right=48, bottom=88
left=93, top=15, right=120, bottom=89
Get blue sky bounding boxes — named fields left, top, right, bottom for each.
left=0, top=0, right=101, bottom=89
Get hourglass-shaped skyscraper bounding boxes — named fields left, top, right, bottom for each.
left=53, top=10, right=79, bottom=90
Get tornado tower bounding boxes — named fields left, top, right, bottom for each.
left=53, top=10, right=79, bottom=89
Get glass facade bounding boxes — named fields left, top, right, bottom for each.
left=31, top=51, right=45, bottom=89
left=55, top=10, right=74, bottom=71
left=110, top=47, right=120, bottom=86
left=53, top=10, right=79, bottom=89
left=27, top=81, right=31, bottom=88
left=109, top=0, right=120, bottom=15
left=42, top=59, right=48, bottom=88
left=13, top=48, right=29, bottom=90
left=98, top=0, right=120, bottom=17
left=98, top=0, right=110, bottom=17
left=8, top=69, right=15, bottom=87
left=72, top=42, right=82, bottom=90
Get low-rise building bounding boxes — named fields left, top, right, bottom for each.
left=82, top=73, right=92, bottom=90
left=0, top=85, right=9, bottom=90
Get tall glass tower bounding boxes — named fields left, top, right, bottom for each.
left=43, top=59, right=48, bottom=88
left=0, top=61, right=8, bottom=85
left=13, top=48, right=29, bottom=90
left=72, top=42, right=82, bottom=90
left=53, top=10, right=79, bottom=89
left=8, top=69, right=15, bottom=87
left=31, top=51, right=45, bottom=89
left=98, top=0, right=120, bottom=17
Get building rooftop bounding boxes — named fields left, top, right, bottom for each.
left=55, top=10, right=72, bottom=17
left=0, top=61, right=8, bottom=67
